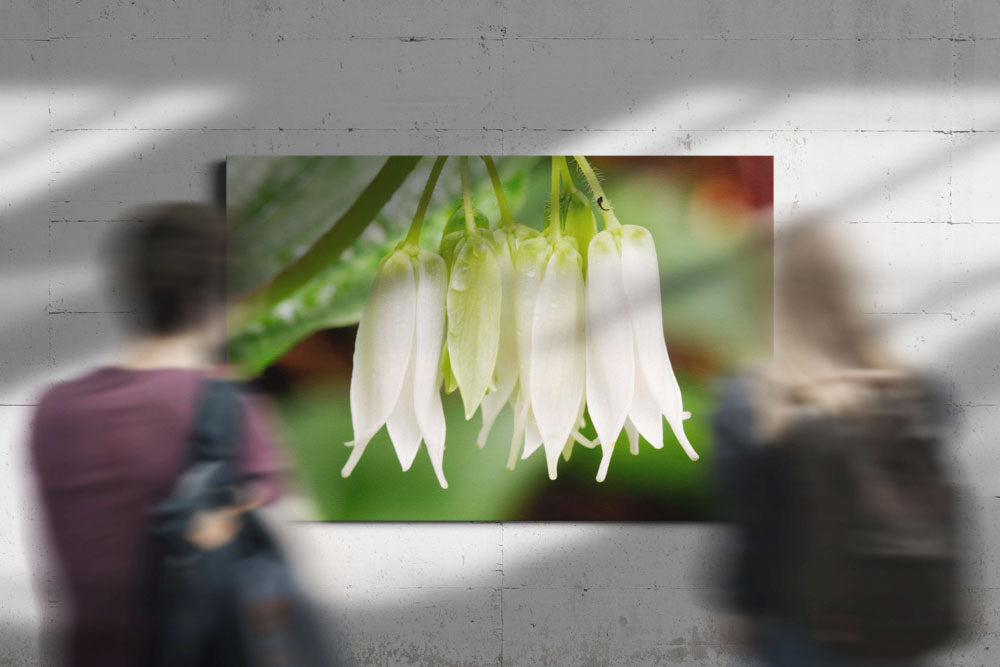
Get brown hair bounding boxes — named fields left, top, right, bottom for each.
left=754, top=222, right=901, bottom=440
left=111, top=203, right=227, bottom=335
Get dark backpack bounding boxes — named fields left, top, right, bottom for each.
left=781, top=377, right=961, bottom=661
left=148, top=379, right=335, bottom=667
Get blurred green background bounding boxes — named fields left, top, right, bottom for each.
left=226, top=155, right=772, bottom=521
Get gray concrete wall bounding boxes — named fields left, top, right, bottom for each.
left=2, top=1, right=998, bottom=664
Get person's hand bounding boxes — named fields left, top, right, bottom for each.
left=185, top=506, right=242, bottom=550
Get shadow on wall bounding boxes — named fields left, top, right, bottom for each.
left=0, top=40, right=996, bottom=397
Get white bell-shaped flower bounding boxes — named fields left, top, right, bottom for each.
left=475, top=228, right=520, bottom=447
left=519, top=237, right=586, bottom=480
left=586, top=222, right=698, bottom=482
left=343, top=247, right=449, bottom=488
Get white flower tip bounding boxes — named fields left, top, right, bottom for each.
left=596, top=446, right=613, bottom=482
left=545, top=453, right=559, bottom=480
left=462, top=398, right=481, bottom=421
left=477, top=415, right=497, bottom=448
left=506, top=437, right=521, bottom=471
left=341, top=439, right=368, bottom=477
left=680, top=438, right=700, bottom=461
left=668, top=419, right=699, bottom=461
left=682, top=411, right=692, bottom=420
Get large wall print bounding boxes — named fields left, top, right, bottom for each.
left=226, top=156, right=772, bottom=520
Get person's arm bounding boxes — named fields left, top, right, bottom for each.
left=236, top=390, right=286, bottom=505
left=184, top=387, right=286, bottom=550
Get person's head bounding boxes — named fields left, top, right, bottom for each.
left=756, top=222, right=899, bottom=437
left=109, top=203, right=227, bottom=340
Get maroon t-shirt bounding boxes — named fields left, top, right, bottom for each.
left=30, top=367, right=283, bottom=667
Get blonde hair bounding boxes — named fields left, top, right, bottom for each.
left=754, top=223, right=902, bottom=441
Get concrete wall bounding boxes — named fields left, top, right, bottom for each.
left=2, top=1, right=998, bottom=664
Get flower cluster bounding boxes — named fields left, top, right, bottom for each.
left=344, top=156, right=697, bottom=488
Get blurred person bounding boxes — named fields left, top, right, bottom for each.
left=713, top=224, right=963, bottom=666
left=29, top=204, right=284, bottom=666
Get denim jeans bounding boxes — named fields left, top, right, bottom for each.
left=748, top=618, right=921, bottom=667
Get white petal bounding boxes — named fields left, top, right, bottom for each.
left=544, top=442, right=562, bottom=480
left=344, top=251, right=416, bottom=477
left=529, top=242, right=585, bottom=474
left=477, top=389, right=507, bottom=449
left=620, top=225, right=696, bottom=459
left=561, top=436, right=576, bottom=462
left=386, top=345, right=422, bottom=471
left=477, top=231, right=520, bottom=446
left=585, top=231, right=635, bottom=449
left=666, top=409, right=699, bottom=462
left=513, top=237, right=551, bottom=400
left=625, top=419, right=640, bottom=455
left=494, top=231, right=520, bottom=399
left=628, top=347, right=664, bottom=450
left=506, top=387, right=528, bottom=470
left=596, top=443, right=614, bottom=483
left=560, top=391, right=591, bottom=462
left=619, top=226, right=676, bottom=413
left=412, top=250, right=449, bottom=487
left=521, top=410, right=543, bottom=460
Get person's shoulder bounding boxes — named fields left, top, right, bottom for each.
left=33, top=368, right=107, bottom=412
left=29, top=369, right=118, bottom=451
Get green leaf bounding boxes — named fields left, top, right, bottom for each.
left=226, top=157, right=421, bottom=373
left=242, top=156, right=422, bottom=312
left=227, top=157, right=548, bottom=376
left=227, top=156, right=406, bottom=295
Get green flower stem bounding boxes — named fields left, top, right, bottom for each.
left=480, top=156, right=514, bottom=227
left=556, top=156, right=575, bottom=193
left=573, top=155, right=621, bottom=232
left=547, top=156, right=562, bottom=240
left=557, top=156, right=591, bottom=208
left=403, top=156, right=448, bottom=248
left=461, top=156, right=477, bottom=234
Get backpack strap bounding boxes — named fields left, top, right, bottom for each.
left=185, top=378, right=244, bottom=508
left=189, top=378, right=242, bottom=464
